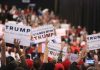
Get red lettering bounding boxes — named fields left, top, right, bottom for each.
left=42, top=34, right=46, bottom=38
left=51, top=33, right=54, bottom=36
left=46, top=33, right=51, bottom=37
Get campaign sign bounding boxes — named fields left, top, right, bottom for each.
left=61, top=24, right=70, bottom=30
left=56, top=29, right=66, bottom=36
left=31, top=25, right=55, bottom=43
left=4, top=22, right=31, bottom=46
left=48, top=41, right=67, bottom=61
left=87, top=33, right=100, bottom=50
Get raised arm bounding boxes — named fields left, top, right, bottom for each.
left=0, top=39, right=6, bottom=66
left=43, top=38, right=49, bottom=63
left=14, top=39, right=27, bottom=68
left=76, top=48, right=87, bottom=63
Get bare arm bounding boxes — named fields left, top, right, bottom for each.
left=76, top=49, right=87, bottom=63
left=0, top=39, right=6, bottom=66
left=43, top=39, right=49, bottom=63
left=14, top=39, right=27, bottom=68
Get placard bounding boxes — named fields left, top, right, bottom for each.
left=87, top=33, right=100, bottom=50
left=41, top=36, right=61, bottom=53
left=56, top=29, right=66, bottom=36
left=48, top=41, right=67, bottom=61
left=61, top=24, right=70, bottom=30
left=31, top=25, right=55, bottom=43
left=4, top=22, right=31, bottom=46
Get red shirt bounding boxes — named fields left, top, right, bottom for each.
left=62, top=59, right=71, bottom=70
left=55, top=63, right=64, bottom=70
left=27, top=47, right=35, bottom=54
left=71, top=46, right=80, bottom=53
left=26, top=59, right=33, bottom=69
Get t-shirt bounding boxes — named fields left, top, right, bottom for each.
left=62, top=59, right=71, bottom=70
left=71, top=46, right=80, bottom=53
left=26, top=59, right=33, bottom=69
left=55, top=63, right=64, bottom=70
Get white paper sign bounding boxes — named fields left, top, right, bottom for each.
left=56, top=29, right=66, bottom=36
left=4, top=22, right=31, bottom=46
left=48, top=41, right=67, bottom=61
left=31, top=25, right=55, bottom=43
left=61, top=24, right=70, bottom=30
left=41, top=36, right=61, bottom=53
left=87, top=33, right=100, bottom=50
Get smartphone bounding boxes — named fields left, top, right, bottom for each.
left=85, top=59, right=95, bottom=64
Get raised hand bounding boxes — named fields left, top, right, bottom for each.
left=0, top=38, right=6, bottom=66
left=14, top=39, right=20, bottom=48
left=43, top=38, right=49, bottom=63
left=0, top=39, right=6, bottom=47
left=45, top=38, right=49, bottom=46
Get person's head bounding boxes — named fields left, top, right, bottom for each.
left=42, top=8, right=49, bottom=16
left=4, top=4, right=8, bottom=10
left=6, top=56, right=15, bottom=64
left=57, top=56, right=62, bottom=63
left=58, top=68, right=63, bottom=70
left=26, top=54, right=31, bottom=59
left=87, top=67, right=95, bottom=70
left=15, top=67, right=24, bottom=70
left=31, top=43, right=37, bottom=47
left=74, top=50, right=78, bottom=54
left=26, top=58, right=33, bottom=69
left=77, top=25, right=81, bottom=29
left=12, top=5, right=16, bottom=10
left=6, top=56, right=18, bottom=70
left=8, top=48, right=12, bottom=54
left=69, top=62, right=79, bottom=70
left=71, top=62, right=77, bottom=66
left=87, top=52, right=92, bottom=59
left=72, top=41, right=77, bottom=46
left=34, top=58, right=41, bottom=70
left=40, top=62, right=55, bottom=70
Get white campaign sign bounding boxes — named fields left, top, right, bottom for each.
left=61, top=24, right=70, bottom=30
left=4, top=22, right=31, bottom=46
left=31, top=25, right=55, bottom=43
left=48, top=41, right=67, bottom=61
left=87, top=33, right=100, bottom=50
left=41, top=36, right=61, bottom=53
left=56, top=29, right=66, bottom=36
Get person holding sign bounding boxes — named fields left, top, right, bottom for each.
left=40, top=38, right=55, bottom=70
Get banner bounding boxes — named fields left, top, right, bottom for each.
left=87, top=33, right=100, bottom=50
left=4, top=22, right=31, bottom=46
left=31, top=25, right=55, bottom=43
left=48, top=41, right=67, bottom=61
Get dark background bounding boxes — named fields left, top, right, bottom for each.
left=0, top=0, right=100, bottom=33
left=0, top=0, right=55, bottom=10
left=59, top=0, right=100, bottom=33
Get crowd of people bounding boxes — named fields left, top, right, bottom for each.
left=0, top=4, right=100, bottom=70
